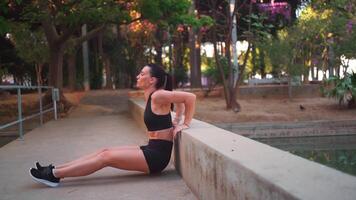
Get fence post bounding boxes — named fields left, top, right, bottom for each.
left=17, top=88, right=24, bottom=140
left=52, top=88, right=59, bottom=120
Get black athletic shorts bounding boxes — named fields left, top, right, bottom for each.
left=140, top=139, right=173, bottom=174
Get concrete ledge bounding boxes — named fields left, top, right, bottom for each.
left=129, top=98, right=356, bottom=200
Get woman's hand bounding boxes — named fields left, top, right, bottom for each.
left=172, top=117, right=181, bottom=126
left=173, top=124, right=189, bottom=138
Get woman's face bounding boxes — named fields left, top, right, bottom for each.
left=136, top=66, right=154, bottom=89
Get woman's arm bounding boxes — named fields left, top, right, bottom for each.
left=173, top=103, right=184, bottom=126
left=152, top=90, right=196, bottom=127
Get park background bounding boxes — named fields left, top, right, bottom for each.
left=1, top=0, right=356, bottom=179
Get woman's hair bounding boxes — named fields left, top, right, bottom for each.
left=147, top=63, right=173, bottom=91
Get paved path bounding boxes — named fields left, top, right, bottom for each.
left=0, top=90, right=195, bottom=200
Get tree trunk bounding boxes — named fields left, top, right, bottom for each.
left=154, top=29, right=163, bottom=66
left=67, top=53, right=77, bottom=91
left=235, top=43, right=251, bottom=90
left=49, top=44, right=65, bottom=89
left=225, top=34, right=241, bottom=111
left=173, top=32, right=184, bottom=88
left=328, top=43, right=335, bottom=77
left=224, top=2, right=241, bottom=112
left=260, top=50, right=266, bottom=78
left=232, top=43, right=252, bottom=113
left=225, top=28, right=233, bottom=89
left=220, top=42, right=225, bottom=56
left=311, top=65, right=315, bottom=80
left=212, top=27, right=230, bottom=108
left=45, top=44, right=71, bottom=113
left=35, top=63, right=44, bottom=86
left=98, top=32, right=113, bottom=89
left=288, top=75, right=292, bottom=99
left=303, top=65, right=310, bottom=83
left=103, top=55, right=113, bottom=89
left=189, top=28, right=202, bottom=88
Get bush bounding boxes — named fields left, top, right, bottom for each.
left=322, top=72, right=356, bottom=108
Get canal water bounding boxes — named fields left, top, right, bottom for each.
left=255, top=135, right=356, bottom=176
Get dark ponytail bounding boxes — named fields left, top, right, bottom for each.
left=147, top=63, right=172, bottom=91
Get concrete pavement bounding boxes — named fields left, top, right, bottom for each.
left=0, top=90, right=196, bottom=200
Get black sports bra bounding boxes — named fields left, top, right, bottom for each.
left=144, top=92, right=173, bottom=131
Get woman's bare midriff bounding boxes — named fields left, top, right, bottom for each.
left=147, top=127, right=173, bottom=141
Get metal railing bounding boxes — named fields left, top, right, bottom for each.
left=0, top=85, right=59, bottom=140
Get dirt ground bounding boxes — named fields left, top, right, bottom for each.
left=1, top=90, right=356, bottom=125
left=194, top=97, right=356, bottom=123
left=0, top=92, right=85, bottom=124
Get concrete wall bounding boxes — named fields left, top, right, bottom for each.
left=128, top=98, right=356, bottom=200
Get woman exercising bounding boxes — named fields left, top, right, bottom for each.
left=29, top=63, right=196, bottom=187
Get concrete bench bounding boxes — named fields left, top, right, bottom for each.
left=129, top=98, right=356, bottom=200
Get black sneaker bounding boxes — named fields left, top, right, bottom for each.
left=35, top=162, right=54, bottom=171
left=29, top=167, right=60, bottom=187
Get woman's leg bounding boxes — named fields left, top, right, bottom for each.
left=55, top=146, right=138, bottom=169
left=53, top=146, right=149, bottom=178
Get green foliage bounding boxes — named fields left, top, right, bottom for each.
left=0, top=1, right=11, bottom=35
left=260, top=29, right=304, bottom=78
left=0, top=16, right=10, bottom=35
left=90, top=52, right=103, bottom=89
left=138, top=0, right=213, bottom=29
left=138, top=0, right=190, bottom=24
left=171, top=47, right=189, bottom=87
left=177, top=14, right=214, bottom=29
left=22, top=1, right=132, bottom=29
left=101, top=28, right=137, bottom=88
left=242, top=13, right=274, bottom=42
left=0, top=31, right=36, bottom=84
left=259, top=0, right=355, bottom=83
left=322, top=72, right=356, bottom=107
left=241, top=13, right=275, bottom=78
left=300, top=1, right=356, bottom=63
left=174, top=66, right=189, bottom=86
left=0, top=67, right=8, bottom=80
left=202, top=56, right=229, bottom=85
left=10, top=23, right=49, bottom=64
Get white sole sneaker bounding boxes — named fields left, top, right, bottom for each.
left=29, top=168, right=59, bottom=188
left=34, top=162, right=41, bottom=170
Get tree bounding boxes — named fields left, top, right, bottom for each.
left=10, top=23, right=49, bottom=86
left=204, top=0, right=276, bottom=111
left=262, top=28, right=304, bottom=98
left=19, top=1, right=134, bottom=90
left=259, top=0, right=356, bottom=100
left=0, top=34, right=35, bottom=85
left=138, top=0, right=212, bottom=88
left=297, top=0, right=356, bottom=79
left=194, top=0, right=310, bottom=111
